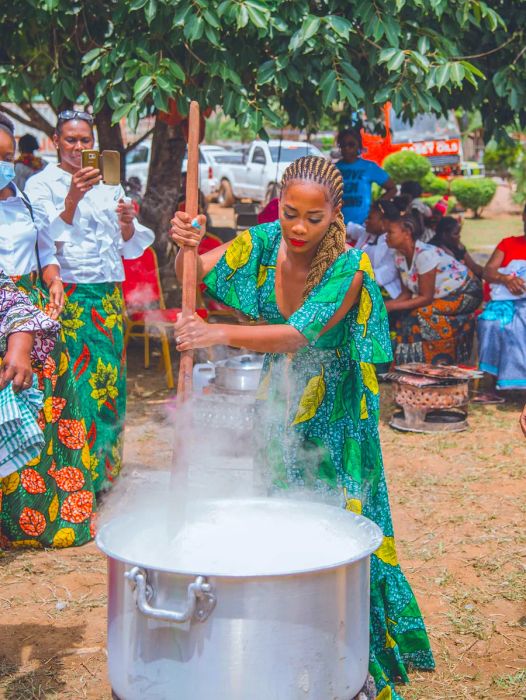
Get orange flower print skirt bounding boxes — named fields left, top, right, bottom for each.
left=0, top=276, right=95, bottom=549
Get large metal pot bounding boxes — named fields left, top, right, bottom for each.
left=213, top=353, right=263, bottom=392
left=97, top=497, right=382, bottom=700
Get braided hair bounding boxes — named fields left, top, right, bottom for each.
left=280, top=155, right=346, bottom=299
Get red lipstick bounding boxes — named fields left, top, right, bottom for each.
left=290, top=238, right=306, bottom=247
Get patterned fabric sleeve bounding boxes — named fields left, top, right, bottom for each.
left=203, top=227, right=267, bottom=319
left=0, top=271, right=60, bottom=364
left=287, top=249, right=393, bottom=364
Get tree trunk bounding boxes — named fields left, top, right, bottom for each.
left=141, top=118, right=185, bottom=258
left=139, top=118, right=185, bottom=304
left=94, top=103, right=126, bottom=181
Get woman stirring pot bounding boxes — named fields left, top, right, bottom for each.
left=170, top=156, right=434, bottom=698
left=0, top=114, right=95, bottom=548
left=26, top=112, right=154, bottom=494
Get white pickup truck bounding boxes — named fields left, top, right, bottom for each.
left=213, top=139, right=323, bottom=207
left=126, top=143, right=229, bottom=196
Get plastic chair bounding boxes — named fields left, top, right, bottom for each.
left=122, top=247, right=207, bottom=389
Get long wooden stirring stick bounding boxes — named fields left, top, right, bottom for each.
left=176, top=100, right=200, bottom=401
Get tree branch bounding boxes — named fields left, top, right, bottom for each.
left=0, top=105, right=35, bottom=129
left=452, top=33, right=518, bottom=61
left=124, top=126, right=155, bottom=154
left=20, top=101, right=55, bottom=137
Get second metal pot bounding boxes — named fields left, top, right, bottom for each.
left=213, top=353, right=263, bottom=392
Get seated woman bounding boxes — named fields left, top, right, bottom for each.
left=476, top=205, right=526, bottom=399
left=429, top=216, right=483, bottom=279
left=384, top=211, right=482, bottom=365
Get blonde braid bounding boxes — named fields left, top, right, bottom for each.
left=280, top=155, right=346, bottom=299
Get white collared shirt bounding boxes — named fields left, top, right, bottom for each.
left=25, top=164, right=154, bottom=284
left=346, top=224, right=402, bottom=299
left=0, top=184, right=58, bottom=276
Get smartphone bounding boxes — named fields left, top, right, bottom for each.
left=101, top=150, right=121, bottom=186
left=81, top=149, right=100, bottom=171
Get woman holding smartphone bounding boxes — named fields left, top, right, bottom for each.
left=26, top=112, right=154, bottom=494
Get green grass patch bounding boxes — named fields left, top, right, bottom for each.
left=462, top=217, right=523, bottom=252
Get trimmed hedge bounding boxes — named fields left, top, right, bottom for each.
left=450, top=178, right=497, bottom=217
left=420, top=171, right=449, bottom=196
left=382, top=151, right=431, bottom=183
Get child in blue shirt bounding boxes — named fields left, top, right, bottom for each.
left=335, top=127, right=396, bottom=226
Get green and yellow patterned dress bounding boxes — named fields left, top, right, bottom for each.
left=60, top=282, right=126, bottom=493
left=204, top=221, right=434, bottom=698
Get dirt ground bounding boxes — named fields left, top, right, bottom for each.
left=1, top=344, right=525, bottom=700
left=1, top=206, right=526, bottom=699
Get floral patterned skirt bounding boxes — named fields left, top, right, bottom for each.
left=394, top=275, right=482, bottom=366
left=61, top=282, right=126, bottom=493
left=0, top=276, right=95, bottom=549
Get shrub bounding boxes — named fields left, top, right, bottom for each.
left=382, top=151, right=431, bottom=183
left=420, top=171, right=448, bottom=196
left=450, top=178, right=497, bottom=217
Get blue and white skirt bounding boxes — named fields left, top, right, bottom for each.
left=478, top=299, right=526, bottom=389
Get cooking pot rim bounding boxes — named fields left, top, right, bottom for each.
left=216, top=356, right=264, bottom=371
left=96, top=498, right=383, bottom=578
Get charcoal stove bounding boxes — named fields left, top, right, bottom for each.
left=386, top=363, right=480, bottom=433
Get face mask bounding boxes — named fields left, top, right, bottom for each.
left=0, top=161, right=15, bottom=189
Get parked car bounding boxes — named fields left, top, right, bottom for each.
left=125, top=142, right=229, bottom=196
left=212, top=140, right=324, bottom=207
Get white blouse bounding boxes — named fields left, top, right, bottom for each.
left=25, top=164, right=154, bottom=284
left=394, top=241, right=469, bottom=299
left=0, top=184, right=58, bottom=276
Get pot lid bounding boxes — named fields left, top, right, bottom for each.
left=223, top=354, right=263, bottom=370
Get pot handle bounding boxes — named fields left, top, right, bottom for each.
left=125, top=566, right=216, bottom=624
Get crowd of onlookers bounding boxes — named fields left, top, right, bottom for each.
left=334, top=127, right=526, bottom=403
left=0, top=110, right=154, bottom=549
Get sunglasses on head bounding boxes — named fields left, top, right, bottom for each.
left=57, top=110, right=94, bottom=125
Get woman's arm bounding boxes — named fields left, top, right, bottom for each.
left=462, top=251, right=484, bottom=279
left=174, top=273, right=364, bottom=354
left=483, top=247, right=526, bottom=294
left=60, top=167, right=102, bottom=224
left=41, top=264, right=64, bottom=320
left=384, top=269, right=436, bottom=311
left=0, top=331, right=34, bottom=392
left=193, top=322, right=308, bottom=354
